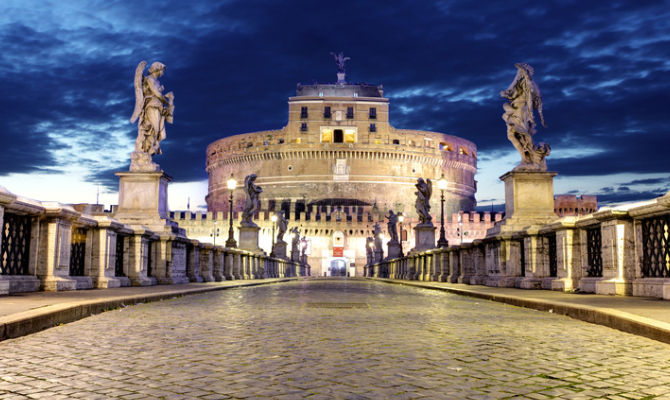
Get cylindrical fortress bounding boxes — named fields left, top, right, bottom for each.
left=206, top=82, right=477, bottom=217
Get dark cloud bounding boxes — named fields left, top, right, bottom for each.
left=1, top=0, right=669, bottom=204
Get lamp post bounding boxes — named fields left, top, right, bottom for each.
left=225, top=174, right=237, bottom=248
left=436, top=174, right=449, bottom=247
left=270, top=213, right=277, bottom=254
left=210, top=221, right=220, bottom=246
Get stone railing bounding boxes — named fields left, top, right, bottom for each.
left=0, top=187, right=305, bottom=295
left=365, top=191, right=670, bottom=300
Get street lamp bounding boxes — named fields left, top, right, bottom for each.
left=436, top=174, right=449, bottom=247
left=225, top=174, right=237, bottom=248
left=210, top=221, right=220, bottom=246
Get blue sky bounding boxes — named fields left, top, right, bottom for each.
left=1, top=0, right=669, bottom=210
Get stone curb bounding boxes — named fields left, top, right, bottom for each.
left=372, top=278, right=670, bottom=345
left=0, top=278, right=297, bottom=342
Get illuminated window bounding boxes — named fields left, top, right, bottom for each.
left=321, top=128, right=333, bottom=143
left=439, top=142, right=449, bottom=151
left=459, top=147, right=468, bottom=155
left=295, top=138, right=301, bottom=144
left=318, top=91, right=324, bottom=97
left=344, top=129, right=356, bottom=143
left=408, top=140, right=415, bottom=146
left=374, top=139, right=381, bottom=144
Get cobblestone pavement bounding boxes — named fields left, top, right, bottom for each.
left=1, top=279, right=670, bottom=400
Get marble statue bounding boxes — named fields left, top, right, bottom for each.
left=501, top=63, right=550, bottom=171
left=385, top=210, right=399, bottom=243
left=241, top=174, right=262, bottom=227
left=414, top=178, right=433, bottom=225
left=330, top=52, right=350, bottom=73
left=130, top=61, right=174, bottom=171
left=276, top=210, right=288, bottom=242
left=290, top=227, right=300, bottom=261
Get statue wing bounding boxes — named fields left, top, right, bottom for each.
left=129, top=61, right=147, bottom=123
left=426, top=179, right=433, bottom=199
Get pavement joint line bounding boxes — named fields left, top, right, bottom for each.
left=370, top=278, right=670, bottom=345
left=0, top=278, right=298, bottom=342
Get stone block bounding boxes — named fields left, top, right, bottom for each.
left=411, top=224, right=436, bottom=253
left=272, top=240, right=288, bottom=260
left=239, top=226, right=262, bottom=253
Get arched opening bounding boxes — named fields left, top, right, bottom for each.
left=334, top=129, right=344, bottom=143
left=329, top=259, right=348, bottom=276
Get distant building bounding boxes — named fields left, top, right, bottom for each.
left=202, top=69, right=479, bottom=276
left=554, top=195, right=598, bottom=217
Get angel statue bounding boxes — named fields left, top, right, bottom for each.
left=500, top=63, right=550, bottom=171
left=276, top=210, right=288, bottom=242
left=385, top=210, right=399, bottom=244
left=415, top=178, right=433, bottom=226
left=290, top=227, right=300, bottom=261
left=130, top=61, right=174, bottom=171
left=330, top=52, right=350, bottom=73
left=241, top=174, right=262, bottom=227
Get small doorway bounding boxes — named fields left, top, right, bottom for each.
left=334, top=129, right=344, bottom=143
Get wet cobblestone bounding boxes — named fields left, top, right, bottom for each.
left=1, top=279, right=670, bottom=399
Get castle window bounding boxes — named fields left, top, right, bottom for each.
left=263, top=140, right=269, bottom=146
left=287, top=165, right=293, bottom=171
left=246, top=142, right=253, bottom=148
left=318, top=91, right=324, bottom=97
left=295, top=138, right=301, bottom=144
left=392, top=139, right=400, bottom=145
left=459, top=147, right=469, bottom=155
left=334, top=129, right=344, bottom=143
left=346, top=107, right=354, bottom=119
left=300, top=106, right=308, bottom=119
left=353, top=92, right=358, bottom=97
left=369, top=107, right=377, bottom=119
left=320, top=128, right=333, bottom=143
left=369, top=123, right=376, bottom=132
left=344, top=129, right=356, bottom=143
left=300, top=122, right=308, bottom=132
left=408, top=140, right=415, bottom=146
left=279, top=138, right=285, bottom=144
left=324, top=106, right=331, bottom=118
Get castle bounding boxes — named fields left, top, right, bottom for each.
left=191, top=67, right=499, bottom=276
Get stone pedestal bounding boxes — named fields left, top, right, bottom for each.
left=411, top=224, right=436, bottom=253
left=487, top=170, right=558, bottom=236
left=239, top=225, right=262, bottom=253
left=272, top=240, right=288, bottom=260
left=115, top=170, right=171, bottom=222
left=386, top=240, right=403, bottom=260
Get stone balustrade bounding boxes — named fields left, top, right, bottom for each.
left=0, top=187, right=303, bottom=295
left=366, top=191, right=670, bottom=300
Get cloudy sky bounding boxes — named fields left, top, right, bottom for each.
left=1, top=0, right=669, bottom=211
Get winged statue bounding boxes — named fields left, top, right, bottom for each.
left=130, top=61, right=174, bottom=169
left=500, top=63, right=550, bottom=171
left=415, top=178, right=433, bottom=225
